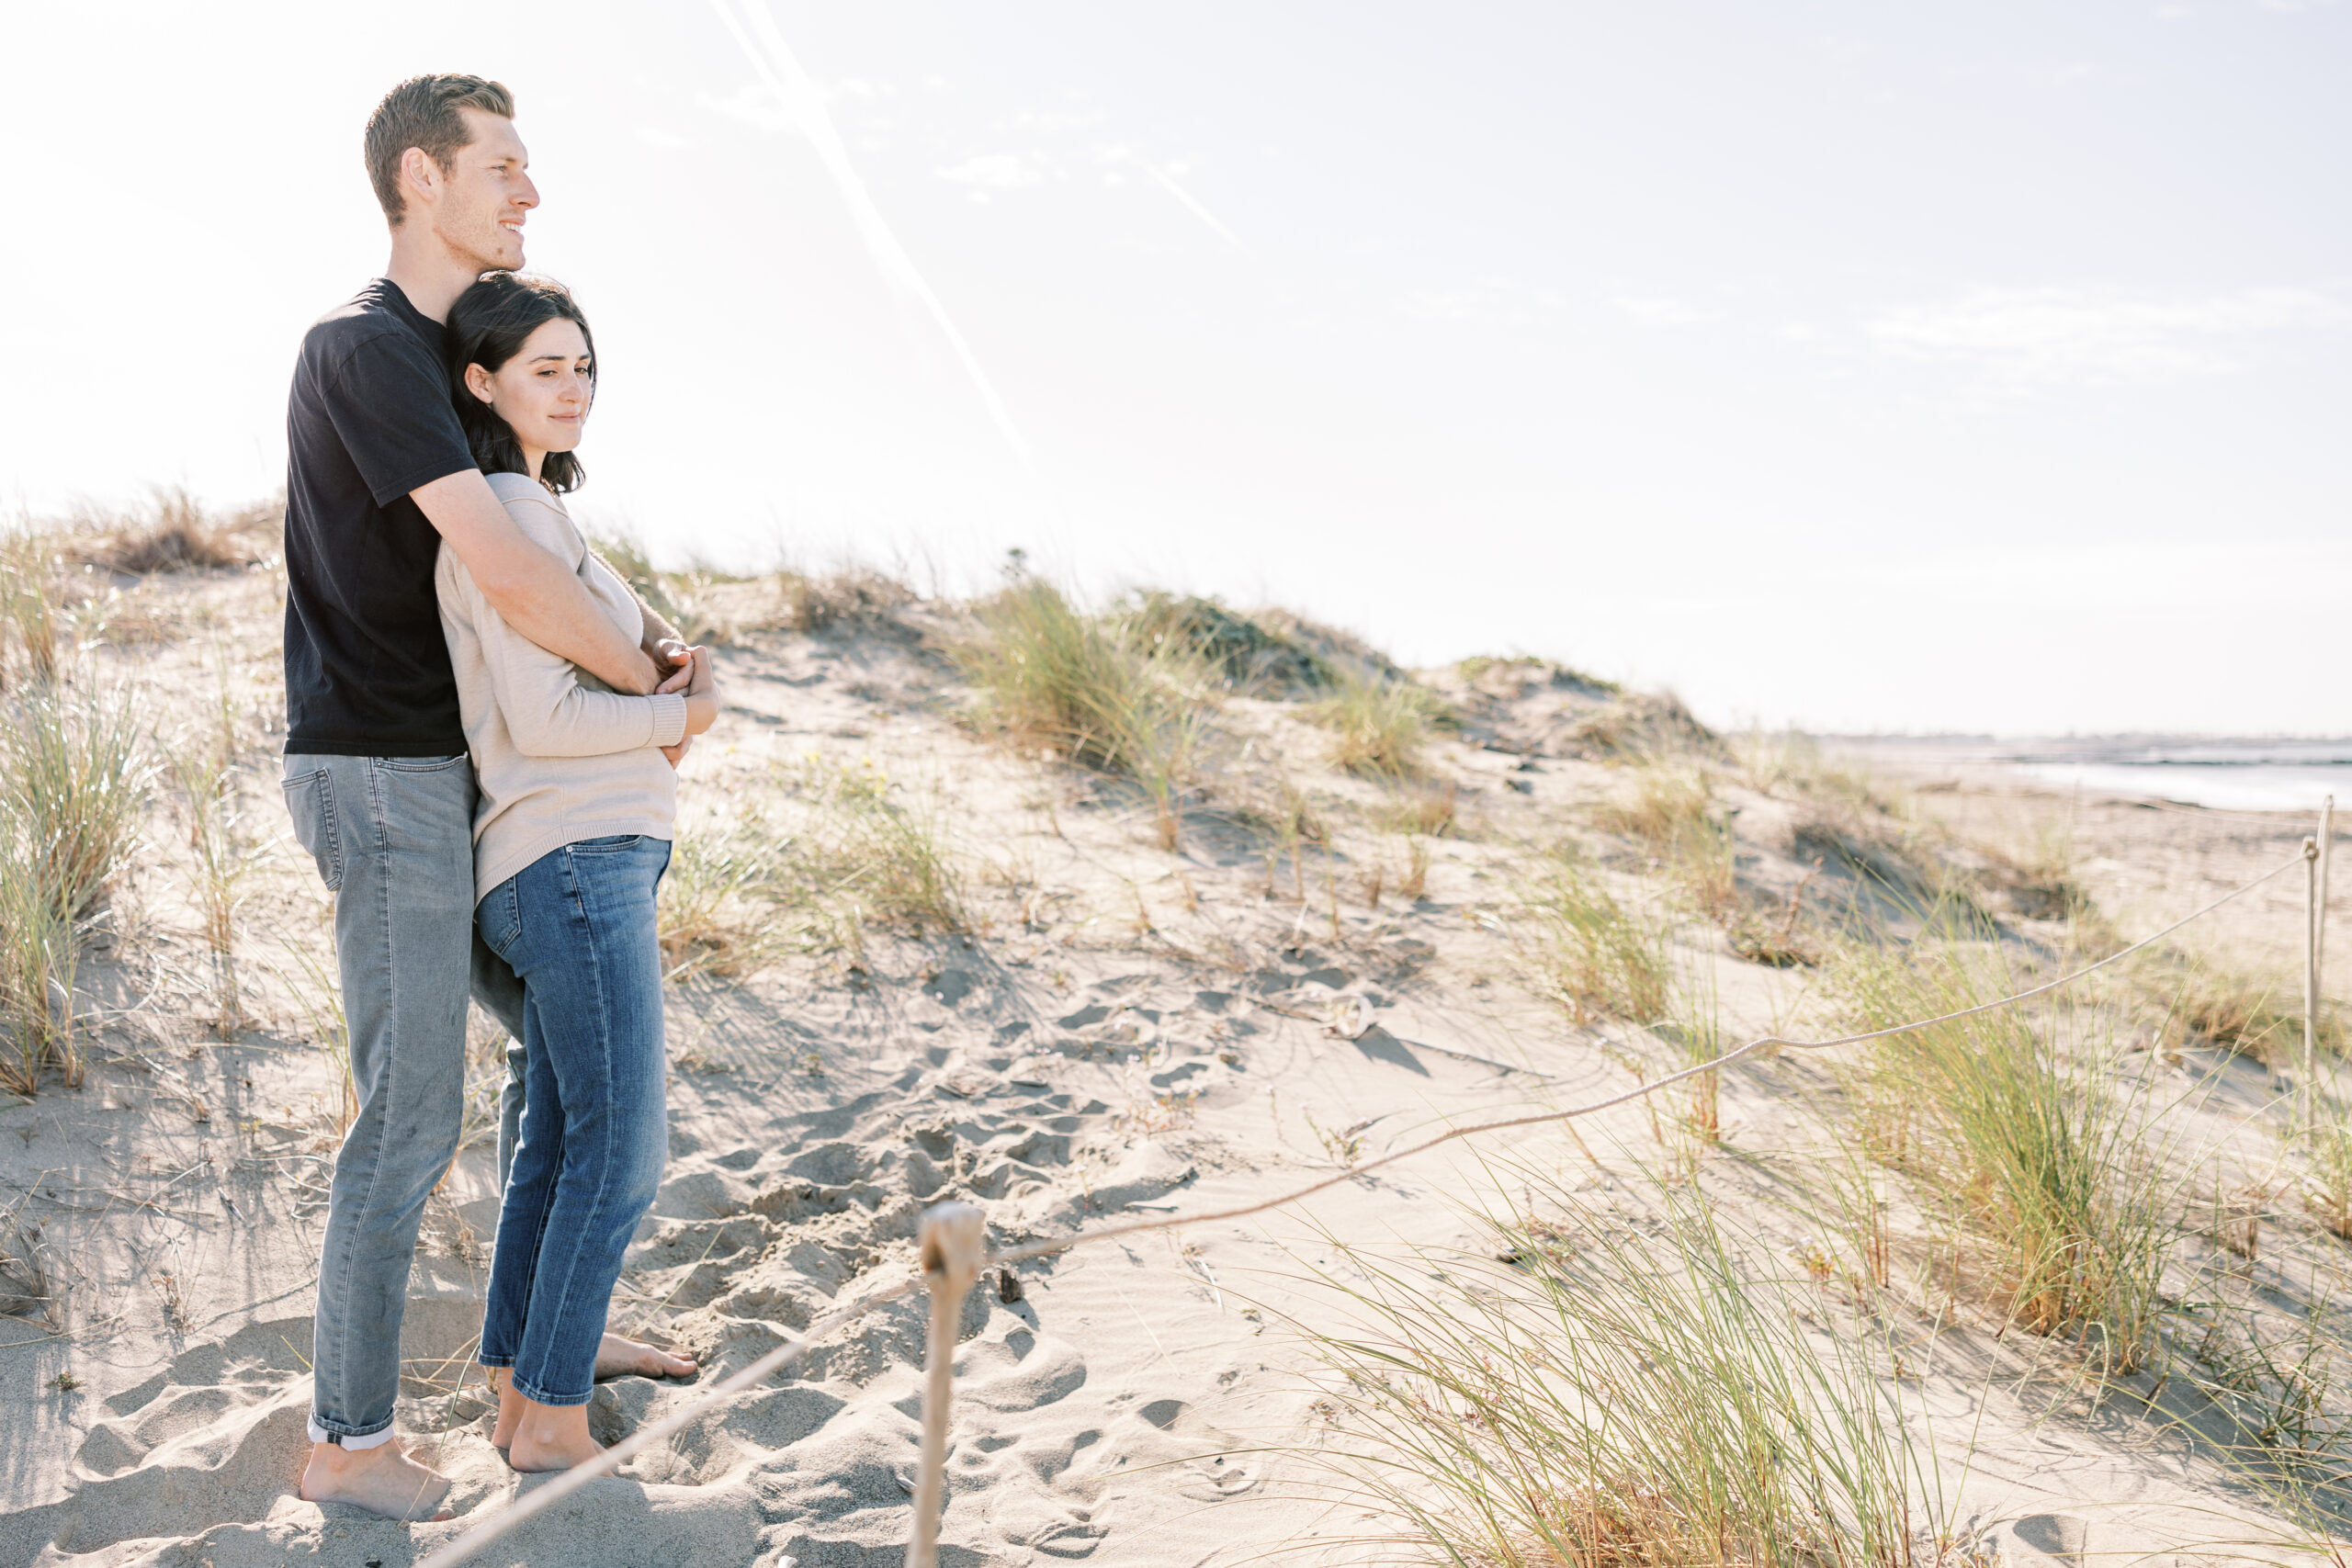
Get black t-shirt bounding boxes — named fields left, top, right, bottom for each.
left=281, top=278, right=477, bottom=756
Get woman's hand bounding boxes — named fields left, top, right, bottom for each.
left=650, top=638, right=695, bottom=695
left=681, top=647, right=720, bottom=739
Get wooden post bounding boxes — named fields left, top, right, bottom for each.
left=2312, top=797, right=2335, bottom=1134
left=2320, top=796, right=2335, bottom=1047
left=907, top=1201, right=985, bottom=1568
left=2306, top=835, right=2324, bottom=1136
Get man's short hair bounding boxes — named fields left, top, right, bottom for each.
left=364, top=74, right=515, bottom=227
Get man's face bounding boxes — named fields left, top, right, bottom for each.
left=420, top=107, right=537, bottom=271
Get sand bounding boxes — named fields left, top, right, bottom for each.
left=3, top=565, right=2346, bottom=1566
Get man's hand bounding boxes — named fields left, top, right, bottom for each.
left=662, top=734, right=695, bottom=769
left=415, top=470, right=661, bottom=694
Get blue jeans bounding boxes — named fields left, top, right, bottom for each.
left=473, top=834, right=672, bottom=1406
left=280, top=753, right=528, bottom=1448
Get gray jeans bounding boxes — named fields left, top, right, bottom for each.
left=280, top=753, right=526, bottom=1447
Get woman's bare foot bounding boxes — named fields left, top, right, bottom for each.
left=594, top=1332, right=696, bottom=1381
left=300, top=1438, right=454, bottom=1520
left=486, top=1366, right=519, bottom=1450
left=506, top=1393, right=603, bottom=1473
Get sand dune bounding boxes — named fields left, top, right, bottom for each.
left=2, top=553, right=2346, bottom=1565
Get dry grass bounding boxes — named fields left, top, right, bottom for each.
left=1292, top=1178, right=1942, bottom=1567
left=954, top=579, right=1209, bottom=851
left=0, top=1224, right=54, bottom=1324
left=775, top=567, right=913, bottom=632
left=1518, top=848, right=1671, bottom=1026
left=1595, top=764, right=1712, bottom=844
left=164, top=647, right=262, bottom=1027
left=2303, top=1120, right=2352, bottom=1240
left=2156, top=961, right=2332, bottom=1066
left=0, top=673, right=153, bottom=1094
left=0, top=531, right=67, bottom=689
left=1835, top=933, right=2182, bottom=1367
left=74, top=490, right=273, bottom=576
left=1376, top=780, right=1459, bottom=838
left=6, top=678, right=154, bottom=920
left=797, top=759, right=967, bottom=937
left=658, top=759, right=967, bottom=982
left=269, top=939, right=357, bottom=1134
left=1310, top=671, right=1447, bottom=778
left=1124, top=592, right=1327, bottom=693
left=1594, top=764, right=1744, bottom=922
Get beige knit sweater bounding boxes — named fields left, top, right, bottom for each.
left=435, top=471, right=687, bottom=904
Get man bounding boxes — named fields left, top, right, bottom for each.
left=280, top=74, right=692, bottom=1520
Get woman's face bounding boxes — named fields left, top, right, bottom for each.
left=465, top=317, right=593, bottom=457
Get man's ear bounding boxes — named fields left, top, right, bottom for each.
left=465, top=363, right=496, bottom=405
left=399, top=145, right=441, bottom=209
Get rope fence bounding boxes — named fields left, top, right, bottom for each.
left=415, top=818, right=2334, bottom=1568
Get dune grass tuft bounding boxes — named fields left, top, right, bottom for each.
left=2156, top=961, right=2332, bottom=1065
left=954, top=579, right=1207, bottom=850
left=1125, top=592, right=1327, bottom=693
left=1836, top=931, right=2180, bottom=1366
left=0, top=674, right=153, bottom=1091
left=75, top=488, right=271, bottom=576
left=5, top=678, right=153, bottom=922
left=658, top=805, right=801, bottom=983
left=1518, top=848, right=1671, bottom=1025
left=1597, top=763, right=1745, bottom=922
left=1295, top=1177, right=1940, bottom=1567
left=658, top=759, right=967, bottom=982
left=1310, top=671, right=1446, bottom=778
left=0, top=531, right=67, bottom=689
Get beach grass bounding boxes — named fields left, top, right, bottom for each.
left=1309, top=671, right=1446, bottom=778
left=954, top=578, right=1208, bottom=850
left=658, top=759, right=967, bottom=982
left=1293, top=1176, right=1943, bottom=1566
left=1518, top=846, right=1671, bottom=1026
left=0, top=672, right=153, bottom=1092
left=1835, top=931, right=2182, bottom=1367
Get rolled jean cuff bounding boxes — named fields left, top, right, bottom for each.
left=307, top=1414, right=399, bottom=1449
left=507, top=1372, right=592, bottom=1408
left=477, top=1352, right=516, bottom=1369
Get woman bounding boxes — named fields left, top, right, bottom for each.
left=436, top=271, right=717, bottom=1471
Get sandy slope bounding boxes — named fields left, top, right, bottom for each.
left=2, top=562, right=2345, bottom=1565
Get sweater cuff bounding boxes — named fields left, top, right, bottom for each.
left=648, top=693, right=689, bottom=749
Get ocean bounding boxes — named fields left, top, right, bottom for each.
left=2005, top=740, right=2352, bottom=815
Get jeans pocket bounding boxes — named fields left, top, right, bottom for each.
left=378, top=753, right=468, bottom=774
left=280, top=768, right=344, bottom=891
left=567, top=834, right=644, bottom=853
left=476, top=878, right=523, bottom=961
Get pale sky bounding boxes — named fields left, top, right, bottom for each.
left=4, top=2, right=2346, bottom=735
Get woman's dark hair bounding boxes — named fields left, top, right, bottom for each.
left=446, top=272, right=595, bottom=493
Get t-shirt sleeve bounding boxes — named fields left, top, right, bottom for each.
left=321, top=332, right=477, bottom=507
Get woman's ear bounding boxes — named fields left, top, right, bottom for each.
left=464, top=363, right=496, bottom=405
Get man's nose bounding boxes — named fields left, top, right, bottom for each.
left=514, top=174, right=539, bottom=209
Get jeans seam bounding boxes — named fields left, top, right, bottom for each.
left=519, top=842, right=621, bottom=1403
left=318, top=766, right=395, bottom=1438
left=321, top=772, right=343, bottom=887
left=507, top=1371, right=591, bottom=1408
left=514, top=995, right=567, bottom=1352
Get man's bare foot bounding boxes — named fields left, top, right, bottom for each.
left=594, top=1332, right=696, bottom=1382
left=300, top=1438, right=453, bottom=1521
left=507, top=1394, right=603, bottom=1473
